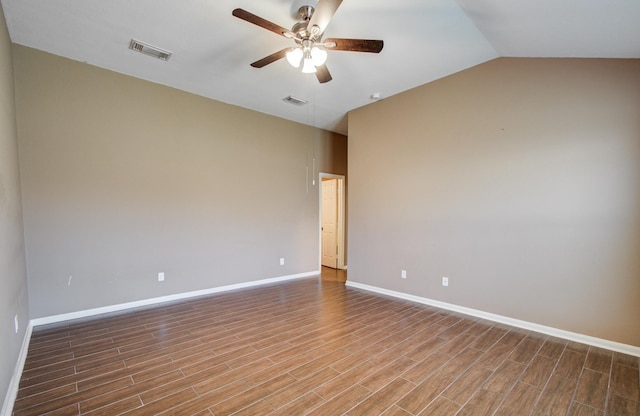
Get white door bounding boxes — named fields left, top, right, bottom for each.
left=322, top=179, right=338, bottom=268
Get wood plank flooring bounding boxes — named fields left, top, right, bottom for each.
left=13, top=272, right=640, bottom=415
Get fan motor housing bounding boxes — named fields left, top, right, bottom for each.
left=292, top=21, right=309, bottom=37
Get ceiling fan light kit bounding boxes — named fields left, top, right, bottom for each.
left=286, top=47, right=303, bottom=67
left=232, top=1, right=383, bottom=83
left=301, top=51, right=317, bottom=73
left=311, top=47, right=327, bottom=66
left=287, top=42, right=328, bottom=73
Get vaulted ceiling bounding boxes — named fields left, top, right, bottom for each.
left=2, top=0, right=639, bottom=135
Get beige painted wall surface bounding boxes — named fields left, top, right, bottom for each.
left=348, top=58, right=640, bottom=346
left=14, top=45, right=346, bottom=319
left=0, top=5, right=30, bottom=411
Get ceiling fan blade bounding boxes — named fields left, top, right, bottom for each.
left=232, top=8, right=294, bottom=38
left=307, top=0, right=343, bottom=38
left=324, top=38, right=384, bottom=53
left=315, top=64, right=332, bottom=83
left=250, top=48, right=290, bottom=68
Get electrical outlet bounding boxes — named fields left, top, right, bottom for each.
left=401, top=270, right=407, bottom=279
left=14, top=314, right=19, bottom=334
left=442, top=276, right=449, bottom=287
left=280, top=258, right=285, bottom=266
left=158, top=272, right=165, bottom=282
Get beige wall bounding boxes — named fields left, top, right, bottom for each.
left=348, top=58, right=640, bottom=346
left=0, top=4, right=30, bottom=411
left=14, top=45, right=347, bottom=319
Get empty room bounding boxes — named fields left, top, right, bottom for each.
left=1, top=0, right=639, bottom=415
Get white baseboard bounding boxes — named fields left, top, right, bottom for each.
left=346, top=281, right=640, bottom=357
left=3, top=271, right=319, bottom=415
left=0, top=267, right=307, bottom=415
left=1, top=321, right=33, bottom=416
left=31, top=270, right=319, bottom=327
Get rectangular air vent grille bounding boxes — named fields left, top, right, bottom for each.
left=129, top=39, right=172, bottom=61
left=283, top=95, right=308, bottom=106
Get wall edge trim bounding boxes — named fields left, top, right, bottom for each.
left=1, top=321, right=33, bottom=416
left=31, top=271, right=319, bottom=327
left=346, top=281, right=640, bottom=357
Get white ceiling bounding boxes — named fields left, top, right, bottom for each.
left=2, top=0, right=639, bottom=135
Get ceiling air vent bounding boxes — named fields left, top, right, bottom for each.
left=282, top=95, right=308, bottom=106
left=129, top=39, right=172, bottom=61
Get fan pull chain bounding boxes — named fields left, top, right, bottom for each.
left=312, top=79, right=317, bottom=186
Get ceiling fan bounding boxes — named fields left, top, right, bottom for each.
left=232, top=0, right=383, bottom=83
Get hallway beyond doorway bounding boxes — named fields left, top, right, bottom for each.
left=321, top=266, right=346, bottom=283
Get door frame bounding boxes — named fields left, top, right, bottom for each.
left=319, top=173, right=346, bottom=270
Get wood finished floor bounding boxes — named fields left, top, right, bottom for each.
left=14, top=271, right=640, bottom=416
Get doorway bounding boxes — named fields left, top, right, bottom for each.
left=319, top=173, right=345, bottom=270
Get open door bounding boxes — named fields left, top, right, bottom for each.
left=320, top=173, right=345, bottom=270
left=322, top=179, right=338, bottom=268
